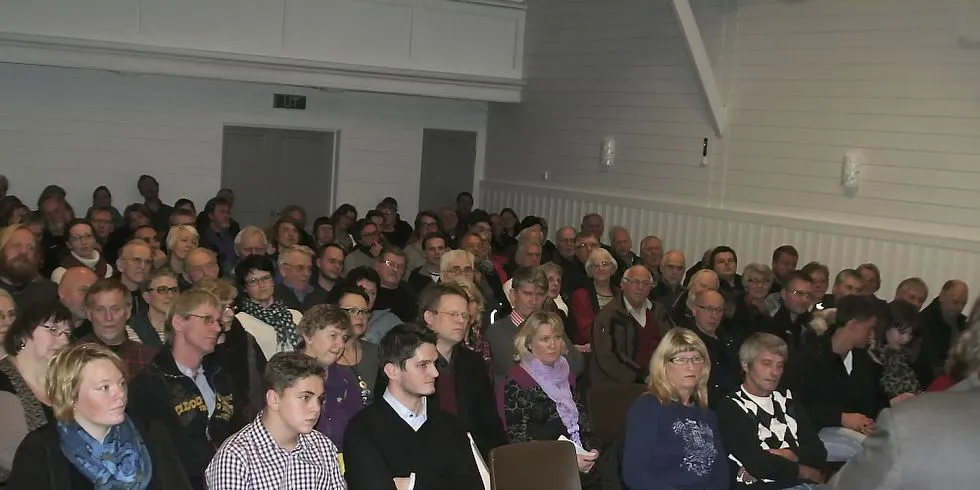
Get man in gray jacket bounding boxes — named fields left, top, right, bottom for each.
left=831, top=326, right=980, bottom=490
left=486, top=266, right=584, bottom=386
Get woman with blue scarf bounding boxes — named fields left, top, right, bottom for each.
left=499, top=310, right=602, bottom=490
left=7, top=343, right=190, bottom=489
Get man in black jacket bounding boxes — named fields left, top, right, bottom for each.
left=762, top=270, right=814, bottom=352
left=781, top=295, right=886, bottom=463
left=717, top=332, right=826, bottom=489
left=128, top=289, right=247, bottom=490
left=914, top=279, right=969, bottom=387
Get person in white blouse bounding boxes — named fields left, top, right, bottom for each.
left=234, top=255, right=302, bottom=360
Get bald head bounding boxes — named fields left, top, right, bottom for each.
left=939, top=280, right=969, bottom=317
left=58, top=267, right=98, bottom=320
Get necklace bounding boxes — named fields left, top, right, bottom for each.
left=340, top=342, right=362, bottom=366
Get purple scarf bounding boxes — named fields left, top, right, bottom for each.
left=521, top=356, right=581, bottom=445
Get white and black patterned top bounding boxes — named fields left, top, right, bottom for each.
left=730, top=388, right=800, bottom=450
left=205, top=413, right=346, bottom=490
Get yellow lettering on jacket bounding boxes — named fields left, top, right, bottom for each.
left=174, top=396, right=207, bottom=416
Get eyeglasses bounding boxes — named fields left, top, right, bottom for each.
left=383, top=260, right=404, bottom=271
left=284, top=263, right=312, bottom=273
left=124, top=257, right=153, bottom=267
left=695, top=304, right=725, bottom=315
left=241, top=247, right=266, bottom=255
left=623, top=278, right=652, bottom=288
left=592, top=261, right=614, bottom=269
left=185, top=313, right=218, bottom=326
left=746, top=278, right=771, bottom=285
left=245, top=275, right=274, bottom=287
left=436, top=311, right=471, bottom=322
left=69, top=233, right=94, bottom=242
left=790, top=290, right=813, bottom=299
left=148, top=286, right=179, bottom=295
left=42, top=324, right=72, bottom=338
left=445, top=266, right=474, bottom=275
left=669, top=355, right=705, bottom=366
left=341, top=307, right=371, bottom=317
left=577, top=243, right=599, bottom=250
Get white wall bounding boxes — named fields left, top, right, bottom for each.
left=485, top=0, right=980, bottom=300
left=0, top=63, right=487, bottom=220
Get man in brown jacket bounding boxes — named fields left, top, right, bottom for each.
left=591, top=265, right=673, bottom=385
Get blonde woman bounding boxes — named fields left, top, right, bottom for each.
left=452, top=278, right=493, bottom=371
left=500, top=311, right=601, bottom=489
left=8, top=343, right=191, bottom=489
left=165, top=224, right=198, bottom=289
left=622, top=328, right=728, bottom=490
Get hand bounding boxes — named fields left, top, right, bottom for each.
left=576, top=450, right=598, bottom=473
left=370, top=241, right=384, bottom=257
left=576, top=343, right=592, bottom=353
left=767, top=448, right=798, bottom=462
left=890, top=392, right=915, bottom=405
left=841, top=412, right=873, bottom=433
left=393, top=477, right=412, bottom=490
left=798, top=465, right=826, bottom=484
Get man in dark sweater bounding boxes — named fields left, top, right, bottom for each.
left=717, top=333, right=826, bottom=489
left=762, top=270, right=814, bottom=352
left=781, top=295, right=887, bottom=463
left=344, top=324, right=482, bottom=490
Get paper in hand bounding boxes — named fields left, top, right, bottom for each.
left=558, top=435, right=592, bottom=457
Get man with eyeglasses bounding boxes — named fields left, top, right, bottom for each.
left=561, top=231, right=598, bottom=297
left=762, top=270, right=815, bottom=352
left=132, top=224, right=168, bottom=269
left=373, top=248, right=417, bottom=322
left=652, top=250, right=685, bottom=307
left=130, top=288, right=247, bottom=490
left=50, top=219, right=114, bottom=284
left=551, top=226, right=578, bottom=271
left=487, top=266, right=584, bottom=386
left=345, top=219, right=384, bottom=271
left=116, top=239, right=153, bottom=316
left=377, top=282, right=507, bottom=460
left=77, top=278, right=158, bottom=379
left=686, top=290, right=741, bottom=408
left=274, top=245, right=325, bottom=311
left=592, top=265, right=672, bottom=385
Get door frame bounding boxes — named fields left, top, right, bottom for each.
left=219, top=122, right=341, bottom=215
left=418, top=126, right=485, bottom=209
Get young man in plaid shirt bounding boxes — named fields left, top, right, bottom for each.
left=206, top=351, right=345, bottom=489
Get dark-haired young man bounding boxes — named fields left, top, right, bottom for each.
left=206, top=352, right=345, bottom=490
left=344, top=324, right=483, bottom=490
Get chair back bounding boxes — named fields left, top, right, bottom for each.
left=489, top=440, right=582, bottom=490
left=587, top=383, right=647, bottom=445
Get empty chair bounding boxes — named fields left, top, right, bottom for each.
left=490, top=441, right=582, bottom=490
left=587, top=383, right=647, bottom=445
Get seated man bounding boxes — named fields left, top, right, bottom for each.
left=129, top=289, right=247, bottom=490
left=344, top=324, right=483, bottom=490
left=206, top=352, right=345, bottom=490
left=762, top=271, right=815, bottom=352
left=717, top=333, right=827, bottom=489
left=274, top=245, right=325, bottom=311
left=781, top=295, right=888, bottom=463
left=77, top=278, right=157, bottom=378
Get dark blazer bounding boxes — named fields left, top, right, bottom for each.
left=7, top=418, right=192, bottom=490
left=760, top=307, right=813, bottom=353
left=406, top=267, right=438, bottom=298
left=373, top=344, right=506, bottom=460
left=273, top=283, right=328, bottom=312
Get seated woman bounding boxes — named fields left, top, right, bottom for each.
left=345, top=266, right=402, bottom=345
left=129, top=267, right=179, bottom=349
left=331, top=285, right=380, bottom=406
left=871, top=301, right=923, bottom=402
left=453, top=278, right=494, bottom=372
left=234, top=254, right=303, bottom=360
left=500, top=311, right=601, bottom=489
left=732, top=263, right=775, bottom=341
left=8, top=343, right=191, bottom=489
left=623, top=328, right=728, bottom=490
left=570, top=248, right=619, bottom=348
left=296, top=304, right=363, bottom=448
left=0, top=300, right=72, bottom=482
left=165, top=224, right=199, bottom=291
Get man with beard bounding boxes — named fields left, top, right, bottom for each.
left=0, top=224, right=58, bottom=309
left=198, top=197, right=237, bottom=275
left=38, top=196, right=71, bottom=277
left=77, top=278, right=158, bottom=379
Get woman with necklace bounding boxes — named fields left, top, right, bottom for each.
left=0, top=300, right=73, bottom=482
left=330, top=285, right=379, bottom=406
left=570, top=247, right=619, bottom=349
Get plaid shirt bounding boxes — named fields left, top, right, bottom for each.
left=206, top=413, right=346, bottom=490
left=78, top=333, right=158, bottom=380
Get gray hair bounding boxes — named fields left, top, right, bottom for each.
left=234, top=225, right=268, bottom=254
left=585, top=247, right=617, bottom=276
left=278, top=244, right=315, bottom=266
left=517, top=227, right=543, bottom=244
left=607, top=225, right=629, bottom=244
left=738, top=332, right=788, bottom=367
left=742, top=263, right=774, bottom=283
left=516, top=240, right=542, bottom=264
left=440, top=249, right=474, bottom=272
left=621, top=265, right=653, bottom=285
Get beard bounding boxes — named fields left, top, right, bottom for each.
left=0, top=253, right=39, bottom=286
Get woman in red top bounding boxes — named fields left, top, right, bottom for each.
left=570, top=247, right=619, bottom=349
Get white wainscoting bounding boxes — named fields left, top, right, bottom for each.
left=481, top=180, right=980, bottom=303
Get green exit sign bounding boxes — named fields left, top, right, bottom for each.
left=273, top=93, right=307, bottom=110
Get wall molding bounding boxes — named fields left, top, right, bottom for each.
left=481, top=179, right=980, bottom=254
left=0, top=32, right=524, bottom=102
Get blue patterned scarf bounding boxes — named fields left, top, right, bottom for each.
left=57, top=415, right=152, bottom=489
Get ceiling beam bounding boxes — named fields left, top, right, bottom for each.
left=669, top=0, right=727, bottom=137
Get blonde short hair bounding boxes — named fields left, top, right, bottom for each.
left=646, top=328, right=711, bottom=409
left=165, top=289, right=221, bottom=337
left=585, top=248, right=617, bottom=277
left=47, top=343, right=127, bottom=421
left=513, top=310, right=567, bottom=361
left=0, top=224, right=31, bottom=252
left=277, top=245, right=315, bottom=266
left=165, top=224, right=199, bottom=252
left=234, top=226, right=268, bottom=254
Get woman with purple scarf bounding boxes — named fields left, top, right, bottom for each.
left=296, top=304, right=363, bottom=449
left=499, top=310, right=602, bottom=489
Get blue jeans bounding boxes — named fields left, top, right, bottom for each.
left=818, top=426, right=865, bottom=462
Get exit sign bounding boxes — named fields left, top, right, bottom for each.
left=273, top=93, right=307, bottom=110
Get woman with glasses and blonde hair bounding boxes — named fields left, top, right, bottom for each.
left=8, top=343, right=191, bottom=489
left=570, top=248, right=619, bottom=348
left=0, top=300, right=73, bottom=483
left=500, top=310, right=601, bottom=489
left=623, top=328, right=728, bottom=490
